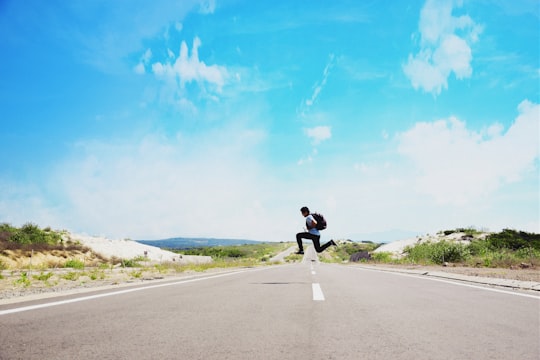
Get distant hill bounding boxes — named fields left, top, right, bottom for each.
left=135, top=237, right=264, bottom=249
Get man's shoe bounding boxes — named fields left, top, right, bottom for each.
left=295, top=250, right=304, bottom=255
left=330, top=239, right=337, bottom=246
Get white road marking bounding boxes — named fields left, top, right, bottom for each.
left=350, top=266, right=540, bottom=300
left=0, top=268, right=268, bottom=316
left=312, top=283, right=325, bottom=301
left=311, top=271, right=316, bottom=275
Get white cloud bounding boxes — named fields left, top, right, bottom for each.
left=299, top=54, right=335, bottom=116
left=199, top=0, right=216, bottom=14
left=397, top=100, right=539, bottom=204
left=2, top=100, right=537, bottom=241
left=152, top=37, right=227, bottom=92
left=403, top=0, right=483, bottom=94
left=133, top=48, right=153, bottom=74
left=23, top=127, right=287, bottom=241
left=305, top=126, right=332, bottom=145
left=133, top=62, right=146, bottom=75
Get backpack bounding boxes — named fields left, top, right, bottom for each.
left=311, top=213, right=327, bottom=231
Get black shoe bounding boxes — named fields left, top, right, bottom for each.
left=330, top=240, right=337, bottom=246
left=295, top=250, right=304, bottom=255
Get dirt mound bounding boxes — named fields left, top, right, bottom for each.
left=0, top=248, right=107, bottom=269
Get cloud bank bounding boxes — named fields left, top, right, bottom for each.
left=397, top=100, right=539, bottom=204
left=3, top=100, right=537, bottom=239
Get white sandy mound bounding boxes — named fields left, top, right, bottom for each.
left=373, top=237, right=420, bottom=256
left=67, top=233, right=212, bottom=264
left=373, top=231, right=489, bottom=258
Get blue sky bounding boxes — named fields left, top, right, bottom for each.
left=1, top=0, right=538, bottom=242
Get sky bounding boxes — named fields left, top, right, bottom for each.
left=0, top=0, right=538, bottom=242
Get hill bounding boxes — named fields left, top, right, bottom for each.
left=136, top=237, right=264, bottom=249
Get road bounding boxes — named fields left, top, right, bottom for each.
left=1, top=248, right=539, bottom=360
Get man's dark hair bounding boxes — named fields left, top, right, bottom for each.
left=300, top=206, right=310, bottom=214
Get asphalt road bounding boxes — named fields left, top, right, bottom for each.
left=1, top=249, right=539, bottom=360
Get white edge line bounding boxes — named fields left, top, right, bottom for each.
left=312, top=283, right=325, bottom=301
left=348, top=266, right=540, bottom=300
left=0, top=267, right=266, bottom=316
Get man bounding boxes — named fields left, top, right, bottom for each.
left=296, top=206, right=336, bottom=255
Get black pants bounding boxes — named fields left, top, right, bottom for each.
left=296, top=232, right=332, bottom=253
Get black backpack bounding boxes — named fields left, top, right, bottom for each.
left=311, top=213, right=327, bottom=231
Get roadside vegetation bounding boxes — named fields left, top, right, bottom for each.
left=321, top=241, right=379, bottom=263
left=172, top=242, right=293, bottom=267
left=330, top=228, right=539, bottom=268
left=2, top=222, right=537, bottom=294
left=0, top=223, right=296, bottom=292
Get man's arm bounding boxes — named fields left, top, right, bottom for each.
left=307, top=216, right=318, bottom=229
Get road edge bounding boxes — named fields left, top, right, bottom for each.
left=347, top=264, right=540, bottom=292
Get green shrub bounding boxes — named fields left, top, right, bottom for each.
left=121, top=259, right=140, bottom=267
left=371, top=252, right=393, bottom=263
left=88, top=270, right=105, bottom=280
left=486, top=229, right=540, bottom=251
left=14, top=272, right=31, bottom=287
left=64, top=259, right=85, bottom=269
left=515, top=247, right=540, bottom=260
left=0, top=222, right=62, bottom=246
left=32, top=272, right=53, bottom=281
left=468, top=240, right=490, bottom=256
left=62, top=271, right=81, bottom=281
left=405, top=241, right=470, bottom=265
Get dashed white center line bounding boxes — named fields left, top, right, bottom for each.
left=312, top=283, right=325, bottom=301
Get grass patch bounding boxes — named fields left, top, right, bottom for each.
left=62, top=271, right=82, bottom=281
left=284, top=253, right=303, bottom=263
left=32, top=272, right=53, bottom=281
left=88, top=269, right=106, bottom=280
left=13, top=272, right=31, bottom=287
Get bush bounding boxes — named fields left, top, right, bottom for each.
left=14, top=272, right=31, bottom=287
left=468, top=240, right=491, bottom=256
left=486, top=229, right=540, bottom=251
left=33, top=272, right=53, bottom=281
left=0, top=222, right=62, bottom=246
left=64, top=259, right=85, bottom=269
left=371, top=252, right=393, bottom=263
left=405, top=241, right=470, bottom=265
left=121, top=259, right=140, bottom=268
left=62, top=271, right=81, bottom=281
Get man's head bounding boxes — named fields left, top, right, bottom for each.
left=300, top=206, right=310, bottom=217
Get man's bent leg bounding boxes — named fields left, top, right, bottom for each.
left=298, top=233, right=323, bottom=252
left=312, top=236, right=323, bottom=252
left=296, top=232, right=306, bottom=252
left=313, top=237, right=334, bottom=253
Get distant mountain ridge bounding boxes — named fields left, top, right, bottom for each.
left=136, top=237, right=264, bottom=249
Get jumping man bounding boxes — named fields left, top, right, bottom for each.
left=295, top=206, right=336, bottom=255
